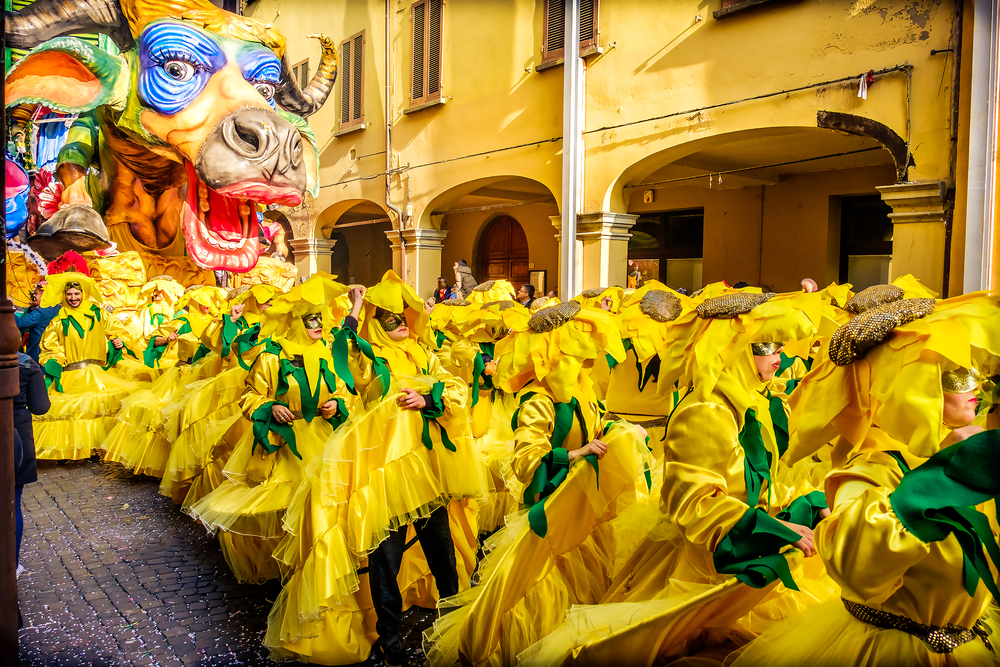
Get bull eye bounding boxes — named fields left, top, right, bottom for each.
left=164, top=60, right=196, bottom=82
left=254, top=83, right=276, bottom=101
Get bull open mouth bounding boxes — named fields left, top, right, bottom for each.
left=182, top=162, right=302, bottom=272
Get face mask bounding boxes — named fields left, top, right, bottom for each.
left=301, top=313, right=323, bottom=330
left=376, top=310, right=405, bottom=332
left=750, top=342, right=783, bottom=356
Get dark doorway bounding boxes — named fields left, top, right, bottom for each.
left=627, top=208, right=704, bottom=293
left=330, top=232, right=349, bottom=282
left=477, top=215, right=530, bottom=287
left=840, top=195, right=893, bottom=290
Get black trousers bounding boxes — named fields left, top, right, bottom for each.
left=369, top=505, right=458, bottom=637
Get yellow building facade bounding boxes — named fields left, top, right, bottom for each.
left=250, top=0, right=998, bottom=299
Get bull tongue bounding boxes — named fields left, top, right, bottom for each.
left=182, top=162, right=260, bottom=272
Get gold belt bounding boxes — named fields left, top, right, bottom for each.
left=62, top=359, right=103, bottom=372
left=842, top=599, right=994, bottom=654
left=604, top=412, right=669, bottom=429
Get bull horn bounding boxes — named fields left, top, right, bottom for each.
left=4, top=0, right=133, bottom=51
left=274, top=33, right=338, bottom=118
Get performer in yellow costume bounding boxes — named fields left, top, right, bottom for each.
left=162, top=284, right=280, bottom=506
left=188, top=275, right=352, bottom=584
left=732, top=287, right=1000, bottom=667
left=101, top=285, right=226, bottom=477
left=512, top=289, right=837, bottom=667
left=34, top=271, right=136, bottom=462
left=265, top=271, right=488, bottom=666
left=424, top=300, right=652, bottom=667
left=135, top=275, right=185, bottom=346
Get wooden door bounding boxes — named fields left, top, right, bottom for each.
left=478, top=215, right=529, bottom=288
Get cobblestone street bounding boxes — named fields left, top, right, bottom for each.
left=16, top=461, right=433, bottom=666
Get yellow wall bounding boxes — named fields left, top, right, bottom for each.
left=251, top=0, right=964, bottom=296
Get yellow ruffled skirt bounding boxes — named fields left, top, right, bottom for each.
left=186, top=414, right=334, bottom=583
left=474, top=390, right=521, bottom=534
left=34, top=364, right=136, bottom=461
left=160, top=364, right=248, bottom=504
left=102, top=357, right=220, bottom=477
left=422, top=421, right=652, bottom=667
left=729, top=599, right=1000, bottom=667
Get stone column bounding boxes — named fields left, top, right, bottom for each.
left=288, top=238, right=337, bottom=279
left=551, top=212, right=637, bottom=295
left=877, top=181, right=947, bottom=293
left=384, top=228, right=449, bottom=298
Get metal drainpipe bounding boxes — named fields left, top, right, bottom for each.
left=963, top=0, right=999, bottom=292
left=386, top=0, right=406, bottom=279
left=560, top=0, right=582, bottom=298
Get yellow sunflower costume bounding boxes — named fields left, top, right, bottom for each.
left=187, top=275, right=353, bottom=584
left=33, top=272, right=138, bottom=461
left=513, top=290, right=838, bottom=667
left=263, top=270, right=489, bottom=665
left=423, top=300, right=653, bottom=667
left=101, top=286, right=226, bottom=477
left=135, top=275, right=185, bottom=346
left=161, top=284, right=281, bottom=506
left=606, top=281, right=694, bottom=462
left=466, top=279, right=517, bottom=304
left=572, top=285, right=625, bottom=313
left=732, top=289, right=1000, bottom=667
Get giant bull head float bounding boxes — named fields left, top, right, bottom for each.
left=4, top=0, right=336, bottom=272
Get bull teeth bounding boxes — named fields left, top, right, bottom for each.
left=199, top=182, right=210, bottom=214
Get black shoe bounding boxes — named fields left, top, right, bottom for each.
left=57, top=459, right=69, bottom=466
left=379, top=634, right=407, bottom=667
left=89, top=453, right=101, bottom=463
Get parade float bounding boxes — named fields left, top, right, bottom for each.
left=4, top=0, right=336, bottom=301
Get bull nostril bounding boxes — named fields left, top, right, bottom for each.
left=235, top=123, right=260, bottom=154
left=222, top=115, right=268, bottom=160
left=292, top=137, right=302, bottom=166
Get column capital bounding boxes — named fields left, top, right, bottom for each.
left=288, top=237, right=337, bottom=254
left=385, top=228, right=449, bottom=249
left=551, top=212, right=638, bottom=240
left=876, top=181, right=948, bottom=224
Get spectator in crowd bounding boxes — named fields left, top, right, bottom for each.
left=433, top=276, right=454, bottom=303
left=14, top=351, right=50, bottom=572
left=453, top=260, right=477, bottom=299
left=15, top=282, right=60, bottom=363
left=547, top=289, right=558, bottom=298
left=516, top=283, right=536, bottom=308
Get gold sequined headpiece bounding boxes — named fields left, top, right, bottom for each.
left=751, top=342, right=783, bottom=356
left=485, top=300, right=519, bottom=311
left=227, top=285, right=251, bottom=301
left=640, top=290, right=682, bottom=323
left=473, top=280, right=496, bottom=292
left=184, top=284, right=207, bottom=294
left=579, top=287, right=607, bottom=299
left=528, top=300, right=581, bottom=333
left=441, top=298, right=472, bottom=306
left=942, top=367, right=981, bottom=394
left=697, top=292, right=775, bottom=319
left=843, top=284, right=904, bottom=314
left=829, top=298, right=936, bottom=365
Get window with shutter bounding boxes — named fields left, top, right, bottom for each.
left=541, top=0, right=599, bottom=65
left=409, top=0, right=444, bottom=109
left=292, top=59, right=309, bottom=95
left=338, top=31, right=365, bottom=132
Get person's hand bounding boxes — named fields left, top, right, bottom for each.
left=397, top=387, right=427, bottom=410
left=349, top=285, right=366, bottom=317
left=319, top=400, right=339, bottom=419
left=424, top=297, right=436, bottom=313
left=600, top=296, right=614, bottom=311
left=167, top=332, right=179, bottom=342
left=777, top=519, right=816, bottom=557
left=230, top=303, right=245, bottom=321
left=940, top=423, right=985, bottom=448
left=570, top=439, right=608, bottom=461
left=272, top=404, right=295, bottom=423
left=483, top=360, right=497, bottom=376
left=111, top=338, right=124, bottom=349
left=818, top=507, right=831, bottom=520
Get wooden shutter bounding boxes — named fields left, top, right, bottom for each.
left=410, top=0, right=443, bottom=106
left=300, top=60, right=309, bottom=89
left=339, top=32, right=365, bottom=130
left=542, top=0, right=599, bottom=63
